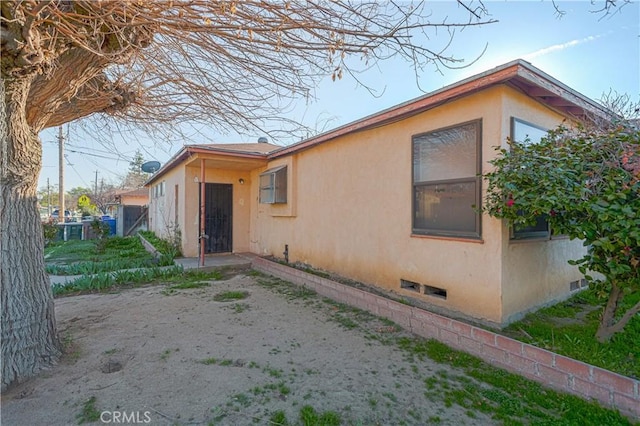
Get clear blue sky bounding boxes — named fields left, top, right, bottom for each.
left=38, top=1, right=639, bottom=191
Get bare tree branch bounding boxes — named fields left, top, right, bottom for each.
left=2, top=0, right=498, bottom=140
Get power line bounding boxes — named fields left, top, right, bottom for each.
left=66, top=148, right=125, bottom=161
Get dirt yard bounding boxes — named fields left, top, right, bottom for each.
left=2, top=271, right=498, bottom=426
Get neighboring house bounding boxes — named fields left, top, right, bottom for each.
left=115, top=188, right=150, bottom=206
left=113, top=188, right=150, bottom=236
left=147, top=59, right=611, bottom=328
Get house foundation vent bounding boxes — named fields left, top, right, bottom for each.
left=400, top=279, right=447, bottom=300
left=423, top=284, right=447, bottom=300
left=569, top=278, right=589, bottom=291
left=400, top=279, right=421, bottom=293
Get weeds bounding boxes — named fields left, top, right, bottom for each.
left=46, top=237, right=158, bottom=275
left=502, top=287, right=640, bottom=379
left=76, top=396, right=100, bottom=424
left=52, top=266, right=185, bottom=296
left=299, top=406, right=341, bottom=426
left=212, top=290, right=249, bottom=302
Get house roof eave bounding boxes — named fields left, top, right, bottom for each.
left=268, top=59, right=612, bottom=159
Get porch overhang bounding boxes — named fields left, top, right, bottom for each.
left=184, top=152, right=268, bottom=171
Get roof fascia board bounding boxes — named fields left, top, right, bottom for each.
left=514, top=62, right=611, bottom=118
left=269, top=63, right=526, bottom=159
left=145, top=145, right=270, bottom=186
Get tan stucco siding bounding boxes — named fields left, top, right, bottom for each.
left=182, top=164, right=253, bottom=257
left=148, top=167, right=183, bottom=240
left=120, top=194, right=149, bottom=206
left=498, top=88, right=586, bottom=323
left=251, top=86, right=511, bottom=324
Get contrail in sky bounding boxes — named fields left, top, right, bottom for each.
left=523, top=34, right=603, bottom=60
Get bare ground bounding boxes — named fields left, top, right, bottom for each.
left=1, top=271, right=498, bottom=426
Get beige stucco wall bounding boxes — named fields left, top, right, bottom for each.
left=251, top=86, right=507, bottom=324
left=148, top=166, right=184, bottom=244
left=249, top=84, right=586, bottom=326
left=120, top=194, right=149, bottom=206
left=498, top=89, right=586, bottom=323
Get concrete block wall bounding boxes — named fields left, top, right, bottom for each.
left=252, top=257, right=639, bottom=420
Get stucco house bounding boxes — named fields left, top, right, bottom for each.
left=146, top=59, right=610, bottom=328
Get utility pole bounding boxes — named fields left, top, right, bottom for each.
left=47, top=178, right=51, bottom=217
left=58, top=126, right=65, bottom=223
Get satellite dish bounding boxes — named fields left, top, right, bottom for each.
left=141, top=160, right=161, bottom=173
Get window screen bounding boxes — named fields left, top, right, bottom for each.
left=259, top=166, right=287, bottom=204
left=412, top=120, right=481, bottom=238
left=510, top=118, right=550, bottom=239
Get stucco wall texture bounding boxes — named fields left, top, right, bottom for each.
left=250, top=85, right=585, bottom=326
left=151, top=83, right=587, bottom=327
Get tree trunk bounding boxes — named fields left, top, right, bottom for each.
left=1, top=76, right=61, bottom=390
left=594, top=280, right=640, bottom=343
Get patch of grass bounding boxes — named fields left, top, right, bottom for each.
left=278, top=382, right=291, bottom=396
left=212, top=290, right=249, bottom=302
left=46, top=237, right=161, bottom=275
left=229, top=303, right=249, bottom=313
left=162, top=270, right=222, bottom=296
left=138, top=230, right=182, bottom=259
left=76, top=396, right=100, bottom=424
left=160, top=349, right=174, bottom=361
left=368, top=398, right=378, bottom=409
left=231, top=393, right=251, bottom=407
left=264, top=366, right=283, bottom=378
left=397, top=337, right=633, bottom=425
left=199, top=358, right=241, bottom=367
left=382, top=392, right=398, bottom=403
left=270, top=410, right=289, bottom=426
left=255, top=276, right=317, bottom=301
left=503, top=287, right=640, bottom=379
left=299, top=406, right=341, bottom=426
left=52, top=265, right=186, bottom=296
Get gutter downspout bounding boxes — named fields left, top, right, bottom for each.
left=199, top=158, right=205, bottom=267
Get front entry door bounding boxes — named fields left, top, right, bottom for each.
left=201, top=183, right=232, bottom=253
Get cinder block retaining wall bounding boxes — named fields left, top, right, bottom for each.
left=252, top=257, right=640, bottom=420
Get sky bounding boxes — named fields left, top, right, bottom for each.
left=37, top=1, right=639, bottom=192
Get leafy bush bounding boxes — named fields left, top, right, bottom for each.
left=139, top=230, right=182, bottom=260
left=484, top=120, right=639, bottom=341
left=42, top=220, right=59, bottom=246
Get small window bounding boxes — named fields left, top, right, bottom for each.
left=412, top=120, right=482, bottom=238
left=510, top=118, right=550, bottom=240
left=260, top=166, right=287, bottom=204
left=153, top=181, right=165, bottom=199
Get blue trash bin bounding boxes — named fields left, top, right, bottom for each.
left=102, top=218, right=117, bottom=236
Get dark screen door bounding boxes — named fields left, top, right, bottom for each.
left=201, top=183, right=232, bottom=253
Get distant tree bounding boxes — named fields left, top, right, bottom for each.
left=67, top=186, right=92, bottom=209
left=484, top=105, right=640, bottom=342
left=92, top=181, right=117, bottom=215
left=121, top=150, right=150, bottom=189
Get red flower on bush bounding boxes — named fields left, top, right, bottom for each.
left=506, top=195, right=515, bottom=207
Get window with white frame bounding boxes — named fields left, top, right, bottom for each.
left=412, top=120, right=482, bottom=238
left=510, top=118, right=550, bottom=240
left=153, top=181, right=165, bottom=199
left=259, top=166, right=287, bottom=204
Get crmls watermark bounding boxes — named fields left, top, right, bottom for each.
left=100, top=411, right=152, bottom=424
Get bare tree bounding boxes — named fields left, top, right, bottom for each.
left=0, top=0, right=499, bottom=390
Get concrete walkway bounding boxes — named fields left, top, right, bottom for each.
left=49, top=253, right=257, bottom=286
left=174, top=252, right=256, bottom=271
